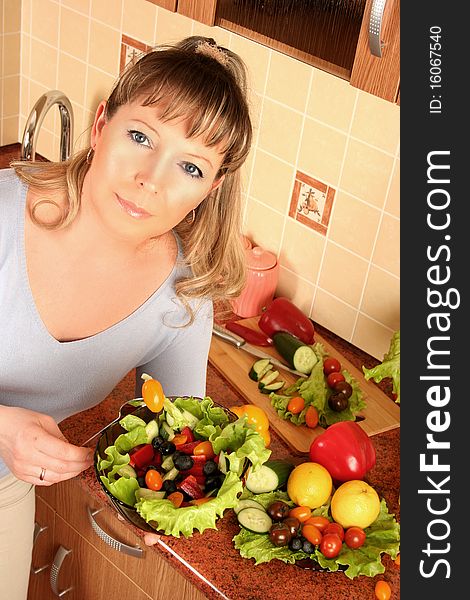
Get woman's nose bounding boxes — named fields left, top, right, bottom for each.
left=136, top=174, right=158, bottom=194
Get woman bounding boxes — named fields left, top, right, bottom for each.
left=0, top=36, right=252, bottom=598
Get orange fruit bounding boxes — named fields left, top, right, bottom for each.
left=286, top=462, right=332, bottom=509
left=230, top=405, right=269, bottom=432
left=331, top=480, right=380, bottom=529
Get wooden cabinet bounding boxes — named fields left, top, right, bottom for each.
left=29, top=480, right=207, bottom=600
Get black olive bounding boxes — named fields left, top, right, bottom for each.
left=302, top=540, right=315, bottom=554
left=145, top=464, right=159, bottom=472
left=289, top=536, right=303, bottom=551
left=266, top=500, right=290, bottom=521
left=282, top=516, right=301, bottom=536
left=162, top=479, right=177, bottom=494
left=137, top=476, right=146, bottom=487
left=333, top=381, right=353, bottom=399
left=269, top=523, right=292, bottom=547
left=151, top=435, right=165, bottom=450
left=173, top=454, right=194, bottom=471
left=328, top=393, right=349, bottom=412
left=204, top=475, right=222, bottom=491
left=159, top=440, right=176, bottom=455
left=202, top=460, right=218, bottom=477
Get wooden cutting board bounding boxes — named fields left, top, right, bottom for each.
left=209, top=318, right=400, bottom=454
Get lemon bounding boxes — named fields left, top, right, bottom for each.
left=287, top=462, right=332, bottom=509
left=331, top=480, right=380, bottom=529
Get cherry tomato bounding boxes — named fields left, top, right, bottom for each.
left=344, top=526, right=366, bottom=549
left=142, top=378, right=165, bottom=412
left=375, top=580, right=392, bottom=600
left=323, top=357, right=342, bottom=375
left=319, top=533, right=342, bottom=558
left=304, top=406, right=319, bottom=429
left=301, top=524, right=322, bottom=545
left=304, top=515, right=330, bottom=532
left=334, top=380, right=353, bottom=399
left=288, top=506, right=312, bottom=523
left=193, top=441, right=215, bottom=459
left=326, top=372, right=345, bottom=388
left=144, top=469, right=163, bottom=491
left=328, top=393, right=349, bottom=412
left=171, top=434, right=188, bottom=446
left=287, top=396, right=305, bottom=414
left=230, top=405, right=269, bottom=432
left=167, top=491, right=184, bottom=508
left=324, top=522, right=344, bottom=541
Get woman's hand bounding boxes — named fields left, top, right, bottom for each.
left=0, top=405, right=94, bottom=485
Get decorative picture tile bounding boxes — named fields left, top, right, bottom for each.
left=120, top=35, right=151, bottom=73
left=289, top=171, right=336, bottom=235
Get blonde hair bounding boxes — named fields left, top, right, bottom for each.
left=12, top=37, right=252, bottom=319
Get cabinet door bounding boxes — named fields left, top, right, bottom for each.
left=147, top=0, right=177, bottom=10
left=28, top=496, right=56, bottom=600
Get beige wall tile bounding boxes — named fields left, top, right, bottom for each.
left=340, top=139, right=394, bottom=208
left=266, top=50, right=311, bottom=112
left=298, top=117, right=347, bottom=186
left=21, top=33, right=31, bottom=79
left=61, top=0, right=90, bottom=14
left=2, top=115, right=19, bottom=144
left=192, top=23, right=230, bottom=49
left=70, top=101, right=88, bottom=151
left=360, top=266, right=400, bottom=331
left=123, top=0, right=157, bottom=45
left=59, top=7, right=89, bottom=61
left=91, top=0, right=122, bottom=29
left=307, top=68, right=357, bottom=132
left=257, top=98, right=302, bottom=165
left=244, top=197, right=284, bottom=255
left=352, top=315, right=395, bottom=360
left=250, top=149, right=294, bottom=213
left=312, top=289, right=357, bottom=341
left=277, top=267, right=315, bottom=316
left=21, top=0, right=32, bottom=34
left=318, top=242, right=368, bottom=307
left=279, top=219, right=324, bottom=284
left=30, top=38, right=57, bottom=89
left=35, top=126, right=55, bottom=160
left=89, top=20, right=121, bottom=75
left=328, top=191, right=381, bottom=260
left=3, top=33, right=20, bottom=76
left=20, top=76, right=30, bottom=119
left=85, top=66, right=115, bottom=112
left=351, top=90, right=400, bottom=154
left=240, top=147, right=254, bottom=192
left=2, top=75, right=19, bottom=115
left=4, top=0, right=20, bottom=32
left=31, top=0, right=60, bottom=47
left=372, top=214, right=400, bottom=277
left=58, top=52, right=87, bottom=108
left=385, top=158, right=400, bottom=217
left=230, top=35, right=269, bottom=96
left=154, top=6, right=192, bottom=44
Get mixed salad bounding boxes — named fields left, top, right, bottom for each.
left=97, top=395, right=270, bottom=537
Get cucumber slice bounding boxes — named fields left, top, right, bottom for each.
left=160, top=454, right=174, bottom=471
left=117, top=464, right=137, bottom=479
left=162, top=466, right=179, bottom=482
left=135, top=488, right=166, bottom=501
left=249, top=358, right=272, bottom=381
left=145, top=419, right=159, bottom=443
left=258, top=369, right=280, bottom=389
left=260, top=380, right=285, bottom=394
left=160, top=421, right=175, bottom=441
left=234, top=498, right=266, bottom=515
left=273, top=332, right=318, bottom=374
left=245, top=460, right=294, bottom=493
left=237, top=507, right=272, bottom=533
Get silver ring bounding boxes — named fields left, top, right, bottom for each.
left=39, top=467, right=46, bottom=481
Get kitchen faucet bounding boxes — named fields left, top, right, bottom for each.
left=21, top=90, right=74, bottom=161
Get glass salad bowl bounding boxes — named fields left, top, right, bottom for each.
left=94, top=397, right=267, bottom=536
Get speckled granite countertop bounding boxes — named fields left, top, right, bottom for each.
left=60, top=323, right=400, bottom=600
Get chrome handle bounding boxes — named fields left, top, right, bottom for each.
left=212, top=323, right=245, bottom=348
left=87, top=506, right=143, bottom=558
left=31, top=522, right=49, bottom=575
left=50, top=545, right=73, bottom=597
left=369, top=0, right=387, bottom=57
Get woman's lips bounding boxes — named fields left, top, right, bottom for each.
left=116, top=195, right=152, bottom=219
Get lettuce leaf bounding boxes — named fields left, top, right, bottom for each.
left=363, top=330, right=400, bottom=403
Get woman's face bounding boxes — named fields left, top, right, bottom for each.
left=83, top=100, right=225, bottom=245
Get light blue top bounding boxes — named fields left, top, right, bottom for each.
left=0, top=169, right=213, bottom=478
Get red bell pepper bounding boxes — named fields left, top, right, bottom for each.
left=308, top=421, right=376, bottom=482
left=128, top=444, right=155, bottom=469
left=180, top=426, right=195, bottom=442
left=225, top=321, right=273, bottom=346
left=176, top=441, right=202, bottom=454
left=258, top=297, right=315, bottom=344
left=178, top=475, right=204, bottom=499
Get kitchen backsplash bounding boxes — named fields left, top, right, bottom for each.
left=1, top=0, right=399, bottom=360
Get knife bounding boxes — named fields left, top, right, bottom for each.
left=212, top=323, right=308, bottom=378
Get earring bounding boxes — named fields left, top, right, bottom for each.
left=86, top=148, right=94, bottom=164
left=185, top=209, right=196, bottom=225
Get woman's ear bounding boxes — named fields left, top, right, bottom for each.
left=90, top=100, right=107, bottom=148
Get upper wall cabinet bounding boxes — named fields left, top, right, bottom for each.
left=173, top=0, right=400, bottom=104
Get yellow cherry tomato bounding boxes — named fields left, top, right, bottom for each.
left=142, top=377, right=165, bottom=412
left=375, top=581, right=392, bottom=600
left=193, top=441, right=215, bottom=459
left=288, top=506, right=312, bottom=523
left=287, top=396, right=305, bottom=415
left=229, top=405, right=269, bottom=432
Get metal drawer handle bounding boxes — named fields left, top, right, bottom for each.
left=50, top=545, right=73, bottom=597
left=31, top=521, right=49, bottom=575
left=87, top=506, right=143, bottom=558
left=369, top=0, right=387, bottom=57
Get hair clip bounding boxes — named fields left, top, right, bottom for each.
left=195, top=41, right=229, bottom=67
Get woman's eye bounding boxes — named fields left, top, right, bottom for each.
left=182, top=162, right=203, bottom=179
left=128, top=130, right=151, bottom=147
